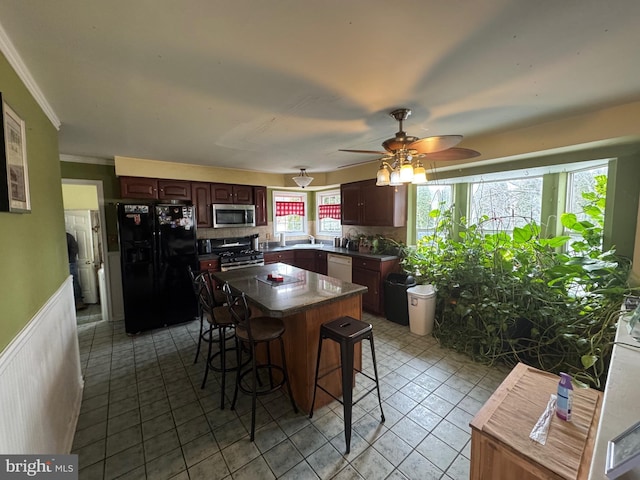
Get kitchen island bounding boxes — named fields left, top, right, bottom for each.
left=211, top=263, right=368, bottom=412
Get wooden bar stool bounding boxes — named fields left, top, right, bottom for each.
left=310, top=316, right=385, bottom=453
left=188, top=266, right=226, bottom=364
left=222, top=282, right=298, bottom=442
left=195, top=273, right=237, bottom=409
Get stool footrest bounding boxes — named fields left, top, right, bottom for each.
left=315, top=368, right=379, bottom=407
left=237, top=364, right=287, bottom=397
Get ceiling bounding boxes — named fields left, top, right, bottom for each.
left=1, top=0, right=640, bottom=175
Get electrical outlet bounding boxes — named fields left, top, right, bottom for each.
left=266, top=233, right=271, bottom=240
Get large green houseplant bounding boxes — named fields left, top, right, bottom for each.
left=403, top=175, right=632, bottom=388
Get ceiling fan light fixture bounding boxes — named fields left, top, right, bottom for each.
left=376, top=164, right=390, bottom=186
left=389, top=168, right=403, bottom=186
left=400, top=161, right=414, bottom=183
left=411, top=165, right=428, bottom=184
left=292, top=168, right=313, bottom=188
left=341, top=107, right=480, bottom=187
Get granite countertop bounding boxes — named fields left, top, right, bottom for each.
left=198, top=244, right=400, bottom=262
left=259, top=244, right=400, bottom=262
left=210, top=263, right=367, bottom=317
left=588, top=314, right=640, bottom=479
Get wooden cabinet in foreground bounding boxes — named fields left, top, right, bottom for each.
left=470, top=363, right=602, bottom=480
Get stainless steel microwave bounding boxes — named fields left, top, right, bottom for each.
left=212, top=204, right=256, bottom=228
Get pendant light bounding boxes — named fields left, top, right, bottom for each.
left=292, top=168, right=314, bottom=188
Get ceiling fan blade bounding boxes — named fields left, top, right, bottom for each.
left=409, top=135, right=463, bottom=154
left=339, top=149, right=389, bottom=155
left=381, top=136, right=419, bottom=153
left=338, top=159, right=381, bottom=168
left=423, top=147, right=481, bottom=161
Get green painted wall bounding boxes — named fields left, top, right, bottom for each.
left=604, top=156, right=640, bottom=258
left=0, top=54, right=66, bottom=353
left=60, top=161, right=120, bottom=251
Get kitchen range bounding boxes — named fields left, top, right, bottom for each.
left=199, top=235, right=264, bottom=271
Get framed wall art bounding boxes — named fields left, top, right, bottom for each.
left=0, top=93, right=30, bottom=213
left=606, top=420, right=640, bottom=478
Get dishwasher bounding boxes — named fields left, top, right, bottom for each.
left=327, top=254, right=352, bottom=282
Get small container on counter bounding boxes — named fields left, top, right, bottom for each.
left=556, top=372, right=573, bottom=421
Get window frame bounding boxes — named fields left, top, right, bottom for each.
left=563, top=162, right=608, bottom=253
left=415, top=183, right=453, bottom=241
left=272, top=190, right=308, bottom=236
left=315, top=189, right=341, bottom=236
left=468, top=175, right=544, bottom=234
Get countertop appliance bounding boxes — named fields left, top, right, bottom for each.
left=117, top=203, right=198, bottom=333
left=327, top=253, right=352, bottom=282
left=212, top=204, right=256, bottom=228
left=209, top=236, right=265, bottom=271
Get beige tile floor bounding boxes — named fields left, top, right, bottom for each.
left=72, top=309, right=509, bottom=479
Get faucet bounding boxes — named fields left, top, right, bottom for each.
left=308, top=235, right=315, bottom=244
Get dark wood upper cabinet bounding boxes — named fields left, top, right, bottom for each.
left=191, top=182, right=212, bottom=227
left=340, top=179, right=407, bottom=227
left=120, top=177, right=192, bottom=201
left=211, top=183, right=254, bottom=204
left=340, top=182, right=361, bottom=225
left=232, top=185, right=254, bottom=204
left=254, top=186, right=268, bottom=226
left=120, top=176, right=158, bottom=199
left=158, top=180, right=191, bottom=201
left=211, top=183, right=234, bottom=203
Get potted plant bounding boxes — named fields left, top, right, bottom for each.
left=402, top=178, right=635, bottom=389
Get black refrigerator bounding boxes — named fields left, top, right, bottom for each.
left=117, top=203, right=198, bottom=334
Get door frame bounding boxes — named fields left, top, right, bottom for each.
left=62, top=178, right=111, bottom=320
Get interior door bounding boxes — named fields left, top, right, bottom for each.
left=65, top=209, right=98, bottom=304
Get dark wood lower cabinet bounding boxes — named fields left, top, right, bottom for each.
left=265, top=248, right=400, bottom=315
left=199, top=259, right=221, bottom=289
left=351, top=257, right=400, bottom=315
left=315, top=251, right=327, bottom=275
left=292, top=251, right=316, bottom=271
left=352, top=266, right=380, bottom=313
left=264, top=251, right=294, bottom=265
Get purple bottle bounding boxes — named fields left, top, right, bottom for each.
left=556, top=372, right=573, bottom=421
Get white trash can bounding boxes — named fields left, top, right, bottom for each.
left=407, top=284, right=437, bottom=335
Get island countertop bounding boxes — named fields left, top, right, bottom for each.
left=211, top=263, right=367, bottom=318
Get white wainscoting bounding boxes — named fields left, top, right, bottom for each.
left=0, top=278, right=83, bottom=453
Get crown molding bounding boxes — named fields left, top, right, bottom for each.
left=0, top=21, right=60, bottom=129
left=60, top=154, right=114, bottom=166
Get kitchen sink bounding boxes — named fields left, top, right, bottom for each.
left=291, top=243, right=324, bottom=248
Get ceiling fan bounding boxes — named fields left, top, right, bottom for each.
left=340, top=108, right=480, bottom=185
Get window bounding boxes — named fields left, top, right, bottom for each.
left=316, top=189, right=341, bottom=235
left=273, top=191, right=307, bottom=235
left=416, top=184, right=453, bottom=240
left=470, top=177, right=543, bottom=233
left=564, top=164, right=608, bottom=252
left=566, top=164, right=608, bottom=223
